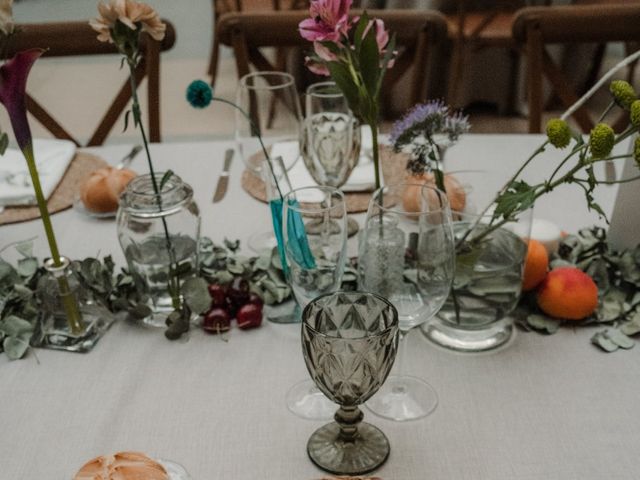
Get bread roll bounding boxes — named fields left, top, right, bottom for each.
left=73, top=451, right=169, bottom=480
left=402, top=173, right=467, bottom=214
left=80, top=167, right=136, bottom=213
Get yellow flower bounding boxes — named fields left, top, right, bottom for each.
left=545, top=118, right=571, bottom=149
left=90, top=0, right=166, bottom=44
left=634, top=137, right=640, bottom=169
left=630, top=100, right=640, bottom=130
left=609, top=80, right=636, bottom=110
left=0, top=0, right=14, bottom=35
left=589, top=123, right=615, bottom=159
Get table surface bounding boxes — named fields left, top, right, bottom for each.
left=1, top=135, right=638, bottom=480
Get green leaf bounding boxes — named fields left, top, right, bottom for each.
left=591, top=328, right=635, bottom=352
left=224, top=238, right=240, bottom=252
left=0, top=132, right=9, bottom=155
left=182, top=277, right=211, bottom=315
left=0, top=315, right=33, bottom=337
left=358, top=17, right=380, bottom=98
left=16, top=257, right=37, bottom=278
left=3, top=335, right=29, bottom=360
left=494, top=180, right=537, bottom=219
left=160, top=170, right=174, bottom=191
left=14, top=241, right=34, bottom=258
left=376, top=33, right=396, bottom=94
left=123, top=109, right=131, bottom=133
left=326, top=62, right=361, bottom=118
left=353, top=11, right=369, bottom=52
left=621, top=310, right=640, bottom=336
left=526, top=314, right=560, bottom=334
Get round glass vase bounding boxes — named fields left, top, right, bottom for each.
left=117, top=172, right=201, bottom=327
left=35, top=256, right=115, bottom=352
left=421, top=208, right=533, bottom=352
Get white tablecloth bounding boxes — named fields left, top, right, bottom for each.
left=1, top=135, right=638, bottom=480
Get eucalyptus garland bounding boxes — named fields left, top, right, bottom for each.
left=517, top=227, right=640, bottom=352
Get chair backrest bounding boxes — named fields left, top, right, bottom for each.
left=513, top=4, right=640, bottom=133
left=6, top=20, right=176, bottom=146
left=216, top=9, right=448, bottom=117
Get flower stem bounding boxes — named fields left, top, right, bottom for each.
left=128, top=62, right=181, bottom=311
left=23, top=144, right=84, bottom=333
left=370, top=122, right=380, bottom=190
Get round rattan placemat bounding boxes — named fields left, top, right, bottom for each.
left=0, top=152, right=108, bottom=225
left=241, top=145, right=407, bottom=213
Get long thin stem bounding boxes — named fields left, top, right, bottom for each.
left=24, top=144, right=84, bottom=333
left=128, top=61, right=180, bottom=310
left=370, top=122, right=380, bottom=190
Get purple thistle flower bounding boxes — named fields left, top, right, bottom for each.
left=389, top=99, right=449, bottom=146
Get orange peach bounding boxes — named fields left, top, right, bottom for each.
left=537, top=267, right=599, bottom=320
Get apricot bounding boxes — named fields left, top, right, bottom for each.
left=522, top=239, right=549, bottom=291
left=537, top=267, right=598, bottom=320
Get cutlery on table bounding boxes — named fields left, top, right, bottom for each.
left=116, top=145, right=143, bottom=170
left=213, top=149, right=234, bottom=203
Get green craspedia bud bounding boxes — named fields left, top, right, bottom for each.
left=589, top=123, right=615, bottom=159
left=609, top=80, right=636, bottom=110
left=634, top=136, right=640, bottom=169
left=545, top=118, right=571, bottom=149
left=631, top=100, right=640, bottom=129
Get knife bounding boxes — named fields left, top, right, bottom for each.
left=213, top=149, right=234, bottom=203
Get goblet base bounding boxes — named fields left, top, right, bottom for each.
left=286, top=379, right=335, bottom=420
left=421, top=316, right=515, bottom=352
left=366, top=375, right=438, bottom=422
left=307, top=421, right=390, bottom=476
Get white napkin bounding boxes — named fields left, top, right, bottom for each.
left=276, top=126, right=380, bottom=192
left=0, top=139, right=76, bottom=207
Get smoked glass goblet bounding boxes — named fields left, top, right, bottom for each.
left=302, top=291, right=399, bottom=476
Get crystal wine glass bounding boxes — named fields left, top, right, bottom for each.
left=302, top=291, right=399, bottom=476
left=235, top=71, right=303, bottom=252
left=301, top=81, right=361, bottom=235
left=359, top=183, right=455, bottom=421
left=282, top=186, right=348, bottom=420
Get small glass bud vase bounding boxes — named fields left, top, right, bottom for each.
left=34, top=256, right=114, bottom=352
left=116, top=172, right=201, bottom=327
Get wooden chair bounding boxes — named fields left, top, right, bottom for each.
left=445, top=0, right=541, bottom=111
left=216, top=9, right=448, bottom=118
left=512, top=4, right=640, bottom=133
left=207, top=0, right=308, bottom=86
left=6, top=21, right=176, bottom=146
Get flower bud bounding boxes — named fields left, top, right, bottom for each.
left=186, top=80, right=213, bottom=109
left=546, top=118, right=571, bottom=149
left=589, top=123, right=615, bottom=159
left=631, top=100, right=640, bottom=130
left=609, top=80, right=636, bottom=110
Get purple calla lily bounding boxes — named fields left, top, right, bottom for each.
left=0, top=48, right=43, bottom=151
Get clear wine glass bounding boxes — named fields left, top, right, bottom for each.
left=235, top=71, right=303, bottom=252
left=301, top=81, right=361, bottom=235
left=302, top=291, right=399, bottom=476
left=359, top=183, right=455, bottom=421
left=282, top=186, right=348, bottom=420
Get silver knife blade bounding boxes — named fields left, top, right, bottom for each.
left=213, top=149, right=234, bottom=203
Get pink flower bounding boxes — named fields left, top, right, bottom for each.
left=313, top=42, right=337, bottom=62
left=363, top=18, right=389, bottom=52
left=299, top=0, right=351, bottom=42
left=90, top=0, right=166, bottom=43
left=305, top=57, right=330, bottom=76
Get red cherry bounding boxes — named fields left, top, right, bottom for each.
left=236, top=303, right=263, bottom=330
left=248, top=292, right=264, bottom=309
left=207, top=283, right=227, bottom=308
left=202, top=308, right=231, bottom=334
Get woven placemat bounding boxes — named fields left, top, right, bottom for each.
left=0, top=152, right=108, bottom=225
left=241, top=145, right=407, bottom=213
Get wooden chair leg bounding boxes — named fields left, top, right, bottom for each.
left=447, top=39, right=466, bottom=109
left=208, top=33, right=221, bottom=84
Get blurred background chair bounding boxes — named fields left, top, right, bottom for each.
left=208, top=0, right=308, bottom=86
left=7, top=20, right=176, bottom=146
left=216, top=9, right=448, bottom=119
left=513, top=3, right=640, bottom=133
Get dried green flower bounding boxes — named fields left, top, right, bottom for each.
left=631, top=100, right=640, bottom=129
left=589, top=123, right=615, bottom=159
left=634, top=136, right=640, bottom=168
left=610, top=80, right=636, bottom=109
left=545, top=118, right=571, bottom=149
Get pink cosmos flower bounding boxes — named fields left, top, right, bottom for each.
left=299, top=0, right=352, bottom=42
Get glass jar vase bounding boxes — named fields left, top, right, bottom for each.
left=421, top=208, right=533, bottom=352
left=34, top=256, right=115, bottom=352
left=117, top=172, right=201, bottom=327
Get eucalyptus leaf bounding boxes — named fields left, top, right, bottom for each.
left=14, top=241, right=34, bottom=258
left=591, top=328, right=635, bottom=352
left=526, top=314, right=560, bottom=334
left=3, top=335, right=29, bottom=360
left=0, top=315, right=33, bottom=337
left=591, top=331, right=619, bottom=352
left=256, top=252, right=272, bottom=271
left=16, top=258, right=38, bottom=277
left=621, top=310, right=640, bottom=335
left=182, top=277, right=211, bottom=315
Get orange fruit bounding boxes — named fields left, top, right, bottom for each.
left=537, top=267, right=599, bottom=320
left=522, top=239, right=549, bottom=291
